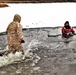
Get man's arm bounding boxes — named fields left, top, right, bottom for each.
left=71, top=28, right=75, bottom=34
left=16, top=23, right=25, bottom=43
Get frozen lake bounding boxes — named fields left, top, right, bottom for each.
left=0, top=3, right=76, bottom=32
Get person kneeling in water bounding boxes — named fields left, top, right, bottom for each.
left=61, top=21, right=75, bottom=38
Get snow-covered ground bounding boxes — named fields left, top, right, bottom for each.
left=0, top=3, right=76, bottom=32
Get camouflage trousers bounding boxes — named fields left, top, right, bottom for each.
left=5, top=43, right=24, bottom=55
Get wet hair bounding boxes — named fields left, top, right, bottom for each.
left=64, top=21, right=71, bottom=29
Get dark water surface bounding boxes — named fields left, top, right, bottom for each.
left=0, top=27, right=76, bottom=75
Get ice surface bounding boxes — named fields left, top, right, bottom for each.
left=0, top=3, right=76, bottom=32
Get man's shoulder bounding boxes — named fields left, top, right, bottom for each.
left=62, top=27, right=65, bottom=29
left=8, top=21, right=17, bottom=28
left=9, top=21, right=15, bottom=25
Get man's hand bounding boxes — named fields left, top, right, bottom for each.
left=21, top=40, right=25, bottom=43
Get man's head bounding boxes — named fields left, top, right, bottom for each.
left=64, top=21, right=71, bottom=29
left=13, top=14, right=21, bottom=23
left=64, top=21, right=69, bottom=26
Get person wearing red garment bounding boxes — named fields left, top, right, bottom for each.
left=61, top=21, right=75, bottom=38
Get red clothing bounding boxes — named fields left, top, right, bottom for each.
left=62, top=27, right=74, bottom=34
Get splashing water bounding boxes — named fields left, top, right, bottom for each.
left=0, top=39, right=41, bottom=67
left=0, top=52, right=23, bottom=67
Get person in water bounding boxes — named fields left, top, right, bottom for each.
left=6, top=14, right=25, bottom=54
left=61, top=21, right=75, bottom=37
